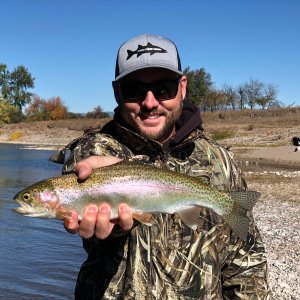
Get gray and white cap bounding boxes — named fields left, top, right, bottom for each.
left=115, top=34, right=183, bottom=81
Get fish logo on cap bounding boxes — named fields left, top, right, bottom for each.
left=127, top=42, right=167, bottom=60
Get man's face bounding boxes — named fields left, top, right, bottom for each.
left=114, top=68, right=187, bottom=142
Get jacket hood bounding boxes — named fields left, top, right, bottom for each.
left=168, top=99, right=203, bottom=147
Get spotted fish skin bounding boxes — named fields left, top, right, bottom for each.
left=13, top=161, right=259, bottom=240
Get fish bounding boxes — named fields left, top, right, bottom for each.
left=13, top=161, right=260, bottom=240
left=127, top=42, right=167, bottom=60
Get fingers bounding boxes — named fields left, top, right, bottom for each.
left=64, top=202, right=134, bottom=240
left=78, top=205, right=99, bottom=239
left=95, top=204, right=114, bottom=239
left=76, top=163, right=92, bottom=181
left=94, top=203, right=133, bottom=239
left=75, top=156, right=122, bottom=181
left=118, top=204, right=133, bottom=231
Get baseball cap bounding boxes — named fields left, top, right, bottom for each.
left=115, top=34, right=183, bottom=81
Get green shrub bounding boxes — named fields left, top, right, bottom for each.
left=246, top=124, right=254, bottom=131
left=210, top=130, right=235, bottom=141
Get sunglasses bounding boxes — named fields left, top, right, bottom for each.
left=117, top=77, right=181, bottom=102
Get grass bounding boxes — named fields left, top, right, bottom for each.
left=202, top=107, right=300, bottom=128
left=210, top=130, right=235, bottom=141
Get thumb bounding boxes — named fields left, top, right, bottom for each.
left=75, top=156, right=122, bottom=180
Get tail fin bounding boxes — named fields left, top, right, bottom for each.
left=229, top=191, right=260, bottom=211
left=224, top=191, right=260, bottom=240
left=127, top=50, right=134, bottom=60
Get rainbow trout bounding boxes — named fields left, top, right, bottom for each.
left=13, top=161, right=259, bottom=240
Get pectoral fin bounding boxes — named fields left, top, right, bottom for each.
left=132, top=212, right=155, bottom=226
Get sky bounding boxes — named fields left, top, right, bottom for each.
left=1, top=0, right=299, bottom=113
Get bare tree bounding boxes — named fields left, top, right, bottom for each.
left=264, top=83, right=279, bottom=109
left=244, top=78, right=264, bottom=109
left=223, top=84, right=239, bottom=110
left=86, top=105, right=109, bottom=119
left=237, top=85, right=247, bottom=109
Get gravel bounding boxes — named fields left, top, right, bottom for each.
left=245, top=170, right=300, bottom=300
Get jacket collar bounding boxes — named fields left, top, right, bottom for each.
left=107, top=100, right=203, bottom=154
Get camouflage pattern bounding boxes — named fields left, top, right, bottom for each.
left=52, top=120, right=270, bottom=300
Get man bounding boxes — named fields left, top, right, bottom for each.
left=52, top=34, right=269, bottom=299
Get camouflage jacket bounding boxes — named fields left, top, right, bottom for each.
left=51, top=102, right=269, bottom=300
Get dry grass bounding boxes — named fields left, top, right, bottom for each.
left=0, top=118, right=111, bottom=132
left=202, top=107, right=300, bottom=131
left=8, top=131, right=23, bottom=141
left=202, top=107, right=300, bottom=142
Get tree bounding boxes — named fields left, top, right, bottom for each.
left=223, top=84, right=239, bottom=110
left=25, top=94, right=47, bottom=121
left=25, top=95, right=68, bottom=120
left=0, top=64, right=34, bottom=111
left=237, top=85, right=247, bottom=109
left=9, top=65, right=35, bottom=110
left=205, top=89, right=226, bottom=112
left=0, top=96, right=22, bottom=124
left=242, top=78, right=265, bottom=109
left=183, top=67, right=213, bottom=109
left=86, top=105, right=109, bottom=119
left=44, top=96, right=68, bottom=120
left=257, top=83, right=279, bottom=109
left=0, top=64, right=11, bottom=99
left=240, top=79, right=279, bottom=110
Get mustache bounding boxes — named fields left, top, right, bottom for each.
left=138, top=108, right=165, bottom=116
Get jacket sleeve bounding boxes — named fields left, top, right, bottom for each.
left=49, top=131, right=134, bottom=174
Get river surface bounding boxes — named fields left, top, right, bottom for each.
left=0, top=144, right=85, bottom=299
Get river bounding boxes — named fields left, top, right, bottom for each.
left=0, top=143, right=85, bottom=299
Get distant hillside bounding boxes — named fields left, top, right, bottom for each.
left=0, top=107, right=299, bottom=147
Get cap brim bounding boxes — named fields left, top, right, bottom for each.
left=115, top=65, right=183, bottom=81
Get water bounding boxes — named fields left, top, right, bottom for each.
left=0, top=144, right=86, bottom=299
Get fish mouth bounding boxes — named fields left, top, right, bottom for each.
left=13, top=200, right=53, bottom=218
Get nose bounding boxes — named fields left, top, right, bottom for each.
left=141, top=91, right=159, bottom=109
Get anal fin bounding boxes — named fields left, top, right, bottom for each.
left=176, top=207, right=203, bottom=230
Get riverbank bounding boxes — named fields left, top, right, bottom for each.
left=1, top=118, right=300, bottom=167
left=0, top=118, right=109, bottom=149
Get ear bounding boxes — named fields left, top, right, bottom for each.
left=180, top=76, right=187, bottom=100
left=112, top=81, right=121, bottom=104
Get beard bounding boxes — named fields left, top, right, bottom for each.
left=119, top=99, right=183, bottom=142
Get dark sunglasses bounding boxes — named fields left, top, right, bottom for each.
left=117, top=77, right=181, bottom=102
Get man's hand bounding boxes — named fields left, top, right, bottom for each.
left=63, top=156, right=134, bottom=239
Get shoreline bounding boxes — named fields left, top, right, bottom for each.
left=233, top=145, right=300, bottom=170
left=2, top=140, right=299, bottom=170
left=0, top=141, right=65, bottom=151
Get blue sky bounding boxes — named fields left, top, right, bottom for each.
left=1, top=0, right=299, bottom=113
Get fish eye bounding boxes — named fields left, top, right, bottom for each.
left=23, top=193, right=31, bottom=202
